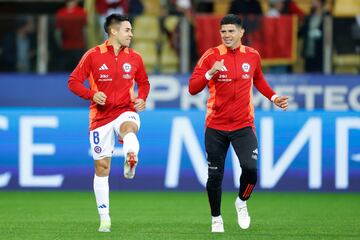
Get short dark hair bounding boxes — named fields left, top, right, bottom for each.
left=104, top=14, right=130, bottom=35
left=220, top=14, right=243, bottom=27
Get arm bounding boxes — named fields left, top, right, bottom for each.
left=68, top=50, right=97, bottom=101
left=188, top=49, right=217, bottom=95
left=134, top=56, right=150, bottom=112
left=253, top=52, right=288, bottom=110
left=253, top=53, right=276, bottom=101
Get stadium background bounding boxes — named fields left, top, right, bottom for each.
left=0, top=0, right=359, bottom=239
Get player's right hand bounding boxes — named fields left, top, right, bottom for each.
left=208, top=59, right=224, bottom=75
left=93, top=91, right=107, bottom=105
left=134, top=98, right=146, bottom=112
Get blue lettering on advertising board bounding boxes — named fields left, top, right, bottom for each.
left=0, top=109, right=359, bottom=191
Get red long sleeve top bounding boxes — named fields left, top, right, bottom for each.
left=68, top=41, right=150, bottom=131
left=189, top=44, right=276, bottom=131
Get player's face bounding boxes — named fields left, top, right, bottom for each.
left=113, top=21, right=133, bottom=47
left=220, top=24, right=244, bottom=49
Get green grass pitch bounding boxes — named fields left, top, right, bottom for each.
left=0, top=191, right=359, bottom=239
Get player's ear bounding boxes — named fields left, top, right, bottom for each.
left=110, top=26, right=117, bottom=36
left=240, top=27, right=245, bottom=36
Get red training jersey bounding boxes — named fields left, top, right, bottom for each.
left=189, top=44, right=276, bottom=131
left=68, top=41, right=150, bottom=131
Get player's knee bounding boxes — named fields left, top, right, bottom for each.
left=246, top=166, right=257, bottom=174
left=207, top=170, right=223, bottom=189
left=242, top=164, right=257, bottom=175
left=95, top=161, right=110, bottom=176
left=120, top=121, right=138, bottom=138
left=95, top=166, right=110, bottom=177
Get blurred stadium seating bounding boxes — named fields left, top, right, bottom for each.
left=333, top=0, right=360, bottom=17
left=131, top=15, right=161, bottom=73
left=160, top=40, right=179, bottom=73
left=332, top=0, right=360, bottom=73
left=0, top=0, right=359, bottom=74
left=131, top=40, right=158, bottom=73
left=159, top=15, right=180, bottom=73
left=142, top=0, right=161, bottom=16
left=132, top=15, right=160, bottom=42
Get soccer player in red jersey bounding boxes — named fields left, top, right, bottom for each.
left=189, top=14, right=288, bottom=233
left=68, top=14, right=150, bottom=232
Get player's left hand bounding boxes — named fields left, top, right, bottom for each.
left=274, top=96, right=289, bottom=110
left=134, top=98, right=146, bottom=112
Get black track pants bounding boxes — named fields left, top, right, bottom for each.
left=205, top=126, right=258, bottom=217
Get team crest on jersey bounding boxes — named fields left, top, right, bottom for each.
left=123, top=63, right=131, bottom=73
left=94, top=146, right=102, bottom=153
left=242, top=63, right=250, bottom=72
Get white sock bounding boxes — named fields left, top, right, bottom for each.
left=212, top=215, right=223, bottom=222
left=100, top=213, right=111, bottom=222
left=123, top=132, right=139, bottom=157
left=93, top=175, right=110, bottom=218
left=236, top=197, right=246, bottom=207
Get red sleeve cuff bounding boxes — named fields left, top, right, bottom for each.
left=89, top=90, right=97, bottom=100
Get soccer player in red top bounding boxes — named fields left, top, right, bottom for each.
left=189, top=14, right=288, bottom=233
left=68, top=14, right=150, bottom=233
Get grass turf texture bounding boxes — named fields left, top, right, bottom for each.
left=0, top=192, right=359, bottom=240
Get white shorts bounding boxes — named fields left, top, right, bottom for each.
left=89, top=111, right=141, bottom=160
